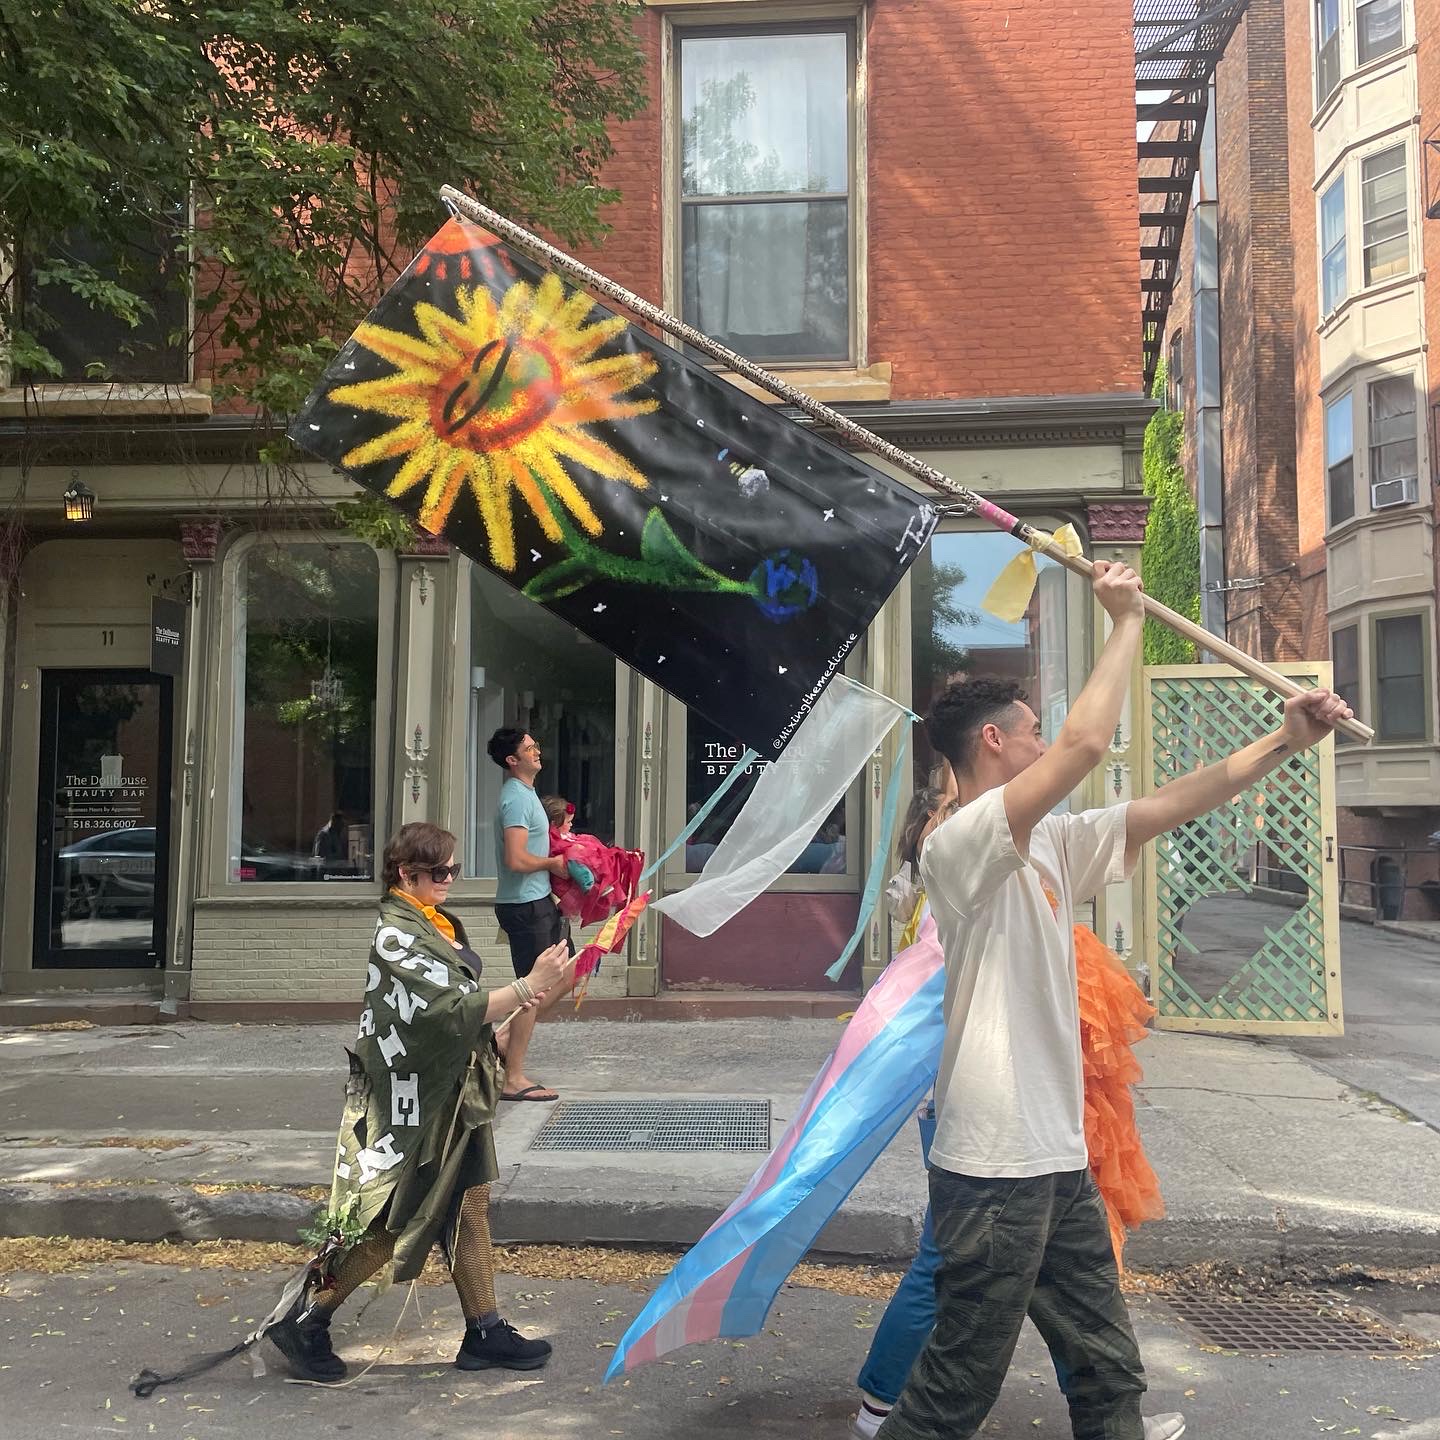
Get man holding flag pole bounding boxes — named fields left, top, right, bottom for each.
left=876, top=563, right=1353, bottom=1440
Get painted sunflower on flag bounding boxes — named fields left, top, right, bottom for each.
left=331, top=267, right=659, bottom=571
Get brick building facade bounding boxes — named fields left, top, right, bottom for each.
left=1, top=0, right=1166, bottom=1013
left=1164, top=0, right=1440, bottom=919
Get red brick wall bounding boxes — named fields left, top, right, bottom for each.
left=194, top=2, right=1145, bottom=408
left=865, top=0, right=1139, bottom=398
left=1284, top=0, right=1326, bottom=661
left=573, top=15, right=666, bottom=306
left=1214, top=0, right=1304, bottom=662
left=589, top=0, right=1143, bottom=401
left=1338, top=812, right=1440, bottom=921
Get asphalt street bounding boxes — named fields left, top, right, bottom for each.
left=1, top=1258, right=1436, bottom=1439
left=1267, top=919, right=1440, bottom=1131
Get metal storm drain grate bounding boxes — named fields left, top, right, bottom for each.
left=1166, top=1294, right=1407, bottom=1353
left=528, top=1098, right=771, bottom=1153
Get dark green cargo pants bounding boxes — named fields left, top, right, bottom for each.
left=878, top=1166, right=1146, bottom=1440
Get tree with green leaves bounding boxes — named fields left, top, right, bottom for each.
left=1, top=0, right=646, bottom=438
left=1140, top=361, right=1201, bottom=666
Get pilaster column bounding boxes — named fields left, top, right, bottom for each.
left=164, top=518, right=223, bottom=1015
left=1086, top=498, right=1151, bottom=976
left=397, top=533, right=451, bottom=827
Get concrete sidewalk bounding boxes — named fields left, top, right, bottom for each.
left=0, top=1016, right=1436, bottom=1267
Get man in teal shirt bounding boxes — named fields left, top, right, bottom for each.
left=488, top=727, right=570, bottom=1101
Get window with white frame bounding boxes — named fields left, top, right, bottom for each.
left=1374, top=612, right=1428, bottom=741
left=1361, top=143, right=1409, bottom=286
left=230, top=542, right=379, bottom=883
left=677, top=24, right=854, bottom=364
left=1356, top=0, right=1404, bottom=65
left=1320, top=176, right=1347, bottom=315
left=1367, top=374, right=1418, bottom=508
left=1316, top=0, right=1342, bottom=104
left=1326, top=391, right=1355, bottom=526
left=1330, top=624, right=1360, bottom=746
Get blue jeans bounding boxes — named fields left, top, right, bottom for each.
left=856, top=1107, right=1073, bottom=1407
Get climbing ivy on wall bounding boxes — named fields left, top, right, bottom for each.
left=1140, top=362, right=1202, bottom=665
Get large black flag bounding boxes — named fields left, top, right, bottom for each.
left=290, top=217, right=936, bottom=756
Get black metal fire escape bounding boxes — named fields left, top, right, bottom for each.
left=1136, top=0, right=1250, bottom=392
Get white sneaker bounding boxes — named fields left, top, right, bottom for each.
left=849, top=1404, right=888, bottom=1439
left=1143, top=1415, right=1186, bottom=1440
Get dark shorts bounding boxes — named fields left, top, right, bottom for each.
left=493, top=897, right=572, bottom=978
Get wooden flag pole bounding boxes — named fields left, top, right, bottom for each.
left=439, top=187, right=1374, bottom=745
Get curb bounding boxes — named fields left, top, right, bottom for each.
left=0, top=1182, right=319, bottom=1244
left=0, top=1180, right=923, bottom=1263
left=2, top=1181, right=1435, bottom=1271
left=1377, top=921, right=1440, bottom=950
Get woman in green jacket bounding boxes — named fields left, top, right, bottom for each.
left=269, top=820, right=575, bottom=1381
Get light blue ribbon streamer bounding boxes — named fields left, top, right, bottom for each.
left=639, top=747, right=759, bottom=883
left=824, top=720, right=913, bottom=982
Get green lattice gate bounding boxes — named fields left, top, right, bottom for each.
left=1142, top=664, right=1343, bottom=1036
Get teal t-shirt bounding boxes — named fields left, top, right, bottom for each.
left=495, top=777, right=552, bottom=904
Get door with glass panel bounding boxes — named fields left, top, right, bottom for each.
left=33, top=670, right=173, bottom=968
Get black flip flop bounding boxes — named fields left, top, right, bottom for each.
left=501, top=1084, right=558, bottom=1102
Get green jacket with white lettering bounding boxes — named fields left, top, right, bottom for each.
left=328, top=891, right=500, bottom=1281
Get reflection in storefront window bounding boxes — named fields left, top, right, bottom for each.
left=910, top=530, right=1070, bottom=784
left=682, top=715, right=848, bottom=875
left=233, top=543, right=379, bottom=882
left=468, top=567, right=616, bottom=877
left=41, top=676, right=168, bottom=961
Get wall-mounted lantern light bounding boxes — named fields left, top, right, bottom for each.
left=63, top=476, right=95, bottom=523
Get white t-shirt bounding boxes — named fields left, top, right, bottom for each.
left=919, top=786, right=1133, bottom=1179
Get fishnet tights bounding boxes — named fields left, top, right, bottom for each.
left=449, top=1183, right=498, bottom=1321
left=308, top=1183, right=496, bottom=1322
left=309, top=1225, right=395, bottom=1316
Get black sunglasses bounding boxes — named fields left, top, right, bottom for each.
left=410, top=863, right=461, bottom=884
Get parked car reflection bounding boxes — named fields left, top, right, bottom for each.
left=57, top=827, right=314, bottom=914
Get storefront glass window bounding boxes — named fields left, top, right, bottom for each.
left=231, top=543, right=379, bottom=882
left=910, top=529, right=1071, bottom=786
left=468, top=567, right=617, bottom=878
left=681, top=715, right=849, bottom=875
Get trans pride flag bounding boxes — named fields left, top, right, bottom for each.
left=605, top=913, right=946, bottom=1379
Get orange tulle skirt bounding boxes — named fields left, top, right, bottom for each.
left=1075, top=924, right=1164, bottom=1267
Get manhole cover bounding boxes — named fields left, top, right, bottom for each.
left=1166, top=1294, right=1407, bottom=1353
left=528, top=1098, right=771, bottom=1153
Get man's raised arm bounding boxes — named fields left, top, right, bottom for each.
left=1123, top=688, right=1354, bottom=870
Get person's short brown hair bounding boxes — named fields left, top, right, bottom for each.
left=541, top=795, right=569, bottom=828
left=382, top=821, right=458, bottom=889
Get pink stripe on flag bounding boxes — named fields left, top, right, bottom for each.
left=724, top=917, right=940, bottom=1204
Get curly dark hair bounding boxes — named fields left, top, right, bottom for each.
left=485, top=726, right=528, bottom=773
left=382, top=822, right=458, bottom=889
left=926, top=676, right=1030, bottom=774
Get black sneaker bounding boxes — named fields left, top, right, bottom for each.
left=454, top=1319, right=553, bottom=1372
left=266, top=1307, right=347, bottom=1382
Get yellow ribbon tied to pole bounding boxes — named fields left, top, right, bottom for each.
left=981, top=523, right=1086, bottom=623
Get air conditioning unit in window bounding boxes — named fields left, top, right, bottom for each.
left=1371, top=476, right=1418, bottom=509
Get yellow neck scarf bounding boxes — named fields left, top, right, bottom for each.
left=390, top=887, right=456, bottom=943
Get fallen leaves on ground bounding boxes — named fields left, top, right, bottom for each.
left=0, top=1236, right=906, bottom=1298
